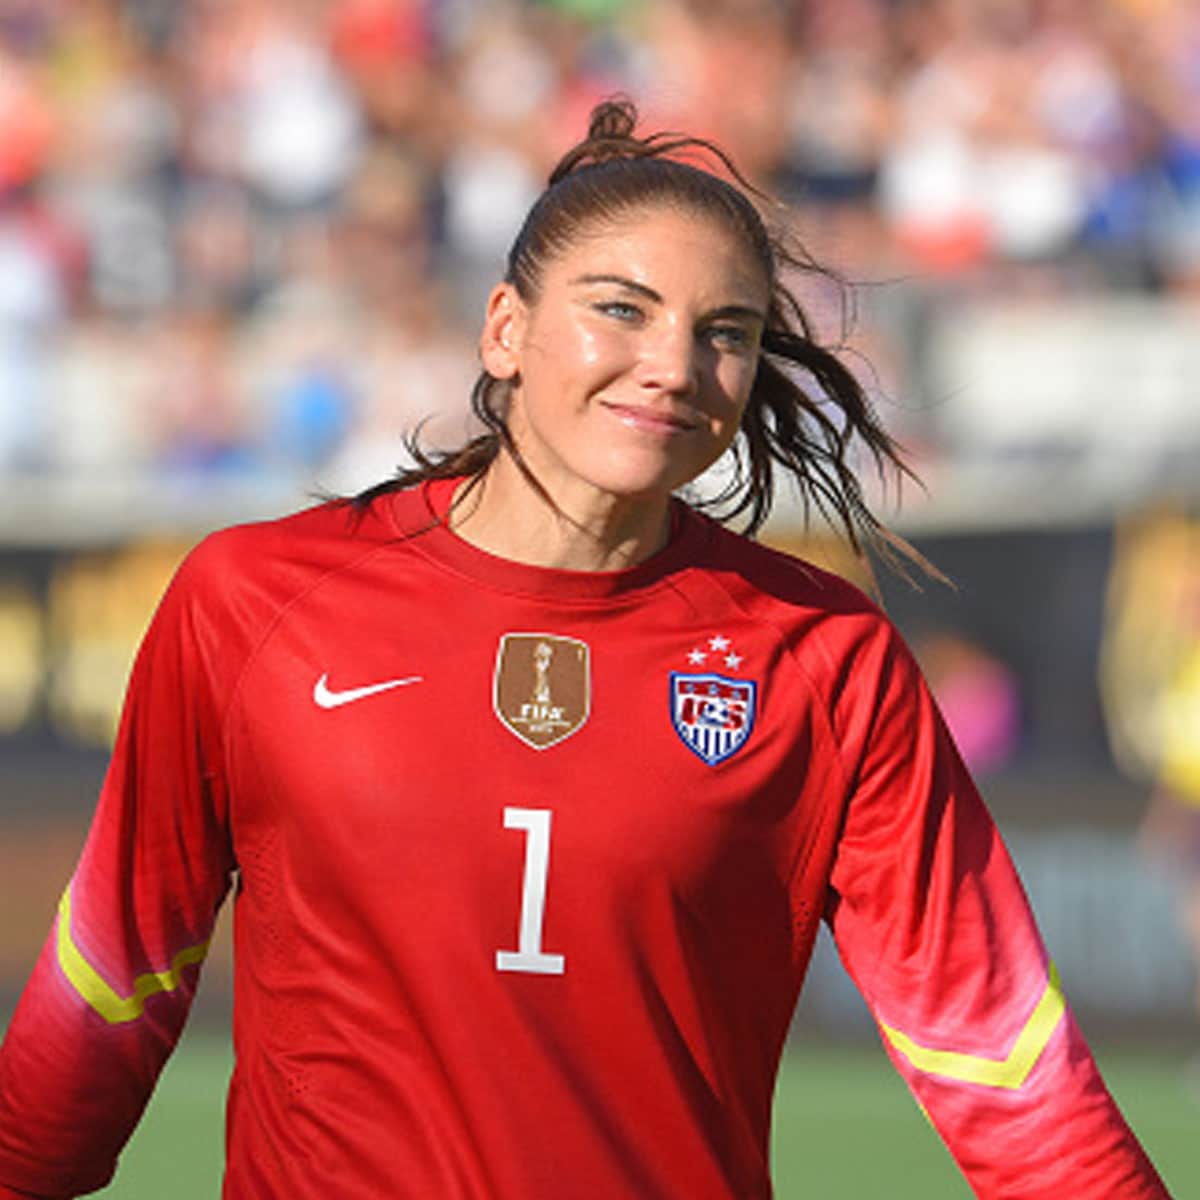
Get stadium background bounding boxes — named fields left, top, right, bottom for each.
left=1, top=0, right=1197, bottom=1194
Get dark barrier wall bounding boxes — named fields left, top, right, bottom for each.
left=882, top=528, right=1116, bottom=776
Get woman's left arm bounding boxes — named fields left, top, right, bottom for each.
left=823, top=616, right=1170, bottom=1200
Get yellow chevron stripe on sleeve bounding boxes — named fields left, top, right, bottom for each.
left=879, top=963, right=1065, bottom=1090
left=55, top=884, right=210, bottom=1025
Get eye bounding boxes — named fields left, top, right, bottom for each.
left=594, top=300, right=643, bottom=323
left=705, top=324, right=754, bottom=351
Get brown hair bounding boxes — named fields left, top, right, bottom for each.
left=355, top=97, right=933, bottom=581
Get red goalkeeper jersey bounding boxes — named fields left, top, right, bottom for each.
left=0, top=479, right=1169, bottom=1198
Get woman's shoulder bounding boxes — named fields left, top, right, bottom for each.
left=169, top=494, right=404, bottom=621
left=690, top=516, right=919, bottom=705
left=690, top=510, right=884, bottom=623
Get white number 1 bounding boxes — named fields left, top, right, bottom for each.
left=496, top=807, right=565, bottom=975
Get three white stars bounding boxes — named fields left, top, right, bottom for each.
left=686, top=636, right=744, bottom=671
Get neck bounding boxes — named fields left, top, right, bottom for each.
left=448, top=459, right=673, bottom=573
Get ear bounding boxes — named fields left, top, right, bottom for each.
left=479, top=282, right=526, bottom=380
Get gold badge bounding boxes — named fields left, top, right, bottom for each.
left=493, top=633, right=590, bottom=750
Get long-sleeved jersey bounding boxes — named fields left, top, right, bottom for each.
left=0, top=479, right=1169, bottom=1198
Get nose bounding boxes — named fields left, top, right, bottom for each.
left=636, top=319, right=700, bottom=396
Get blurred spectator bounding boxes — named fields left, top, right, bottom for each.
left=915, top=629, right=1022, bottom=777
left=634, top=0, right=792, bottom=180
left=1100, top=510, right=1199, bottom=784
left=0, top=192, right=78, bottom=467
left=239, top=214, right=361, bottom=473
left=776, top=0, right=890, bottom=210
left=0, top=39, right=55, bottom=194
left=879, top=0, right=1091, bottom=273
left=45, top=314, right=157, bottom=472
left=1101, top=509, right=1200, bottom=1016
left=146, top=309, right=258, bottom=476
left=173, top=180, right=261, bottom=313
left=439, top=6, right=561, bottom=319
left=0, top=30, right=62, bottom=467
left=328, top=0, right=436, bottom=141
left=321, top=289, right=478, bottom=494
left=177, top=0, right=364, bottom=211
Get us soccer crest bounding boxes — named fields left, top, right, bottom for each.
left=670, top=671, right=757, bottom=766
left=494, top=633, right=590, bottom=750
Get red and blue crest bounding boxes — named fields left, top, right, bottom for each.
left=669, top=672, right=757, bottom=766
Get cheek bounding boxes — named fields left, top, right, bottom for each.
left=713, top=358, right=758, bottom=420
left=525, top=311, right=623, bottom=380
left=570, top=322, right=643, bottom=380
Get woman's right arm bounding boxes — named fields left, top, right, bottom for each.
left=0, top=545, right=237, bottom=1198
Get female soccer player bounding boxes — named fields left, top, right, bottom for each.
left=0, top=100, right=1170, bottom=1198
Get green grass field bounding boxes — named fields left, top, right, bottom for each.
left=91, top=1034, right=1197, bottom=1197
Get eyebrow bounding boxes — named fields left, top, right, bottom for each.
left=569, top=273, right=766, bottom=323
left=570, top=273, right=662, bottom=301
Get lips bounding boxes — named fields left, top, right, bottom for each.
left=600, top=401, right=699, bottom=434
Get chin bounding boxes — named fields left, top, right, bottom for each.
left=583, top=446, right=716, bottom=500
left=584, top=463, right=696, bottom=503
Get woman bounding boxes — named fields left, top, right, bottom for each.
left=0, top=101, right=1168, bottom=1198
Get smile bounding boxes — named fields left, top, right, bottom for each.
left=600, top=402, right=700, bottom=435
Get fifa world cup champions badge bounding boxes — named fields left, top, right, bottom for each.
left=494, top=633, right=591, bottom=750
left=670, top=634, right=757, bottom=766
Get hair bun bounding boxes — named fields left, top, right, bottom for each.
left=587, top=97, right=638, bottom=143
left=549, top=95, right=646, bottom=184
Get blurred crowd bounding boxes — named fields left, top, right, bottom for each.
left=1, top=0, right=1199, bottom=489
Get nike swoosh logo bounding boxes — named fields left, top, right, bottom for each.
left=313, top=672, right=424, bottom=709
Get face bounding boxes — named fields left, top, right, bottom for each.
left=480, top=204, right=770, bottom=509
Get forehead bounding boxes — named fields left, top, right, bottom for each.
left=544, top=203, right=769, bottom=298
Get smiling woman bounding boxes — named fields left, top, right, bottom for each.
left=466, top=205, right=767, bottom=563
left=0, top=100, right=1172, bottom=1200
